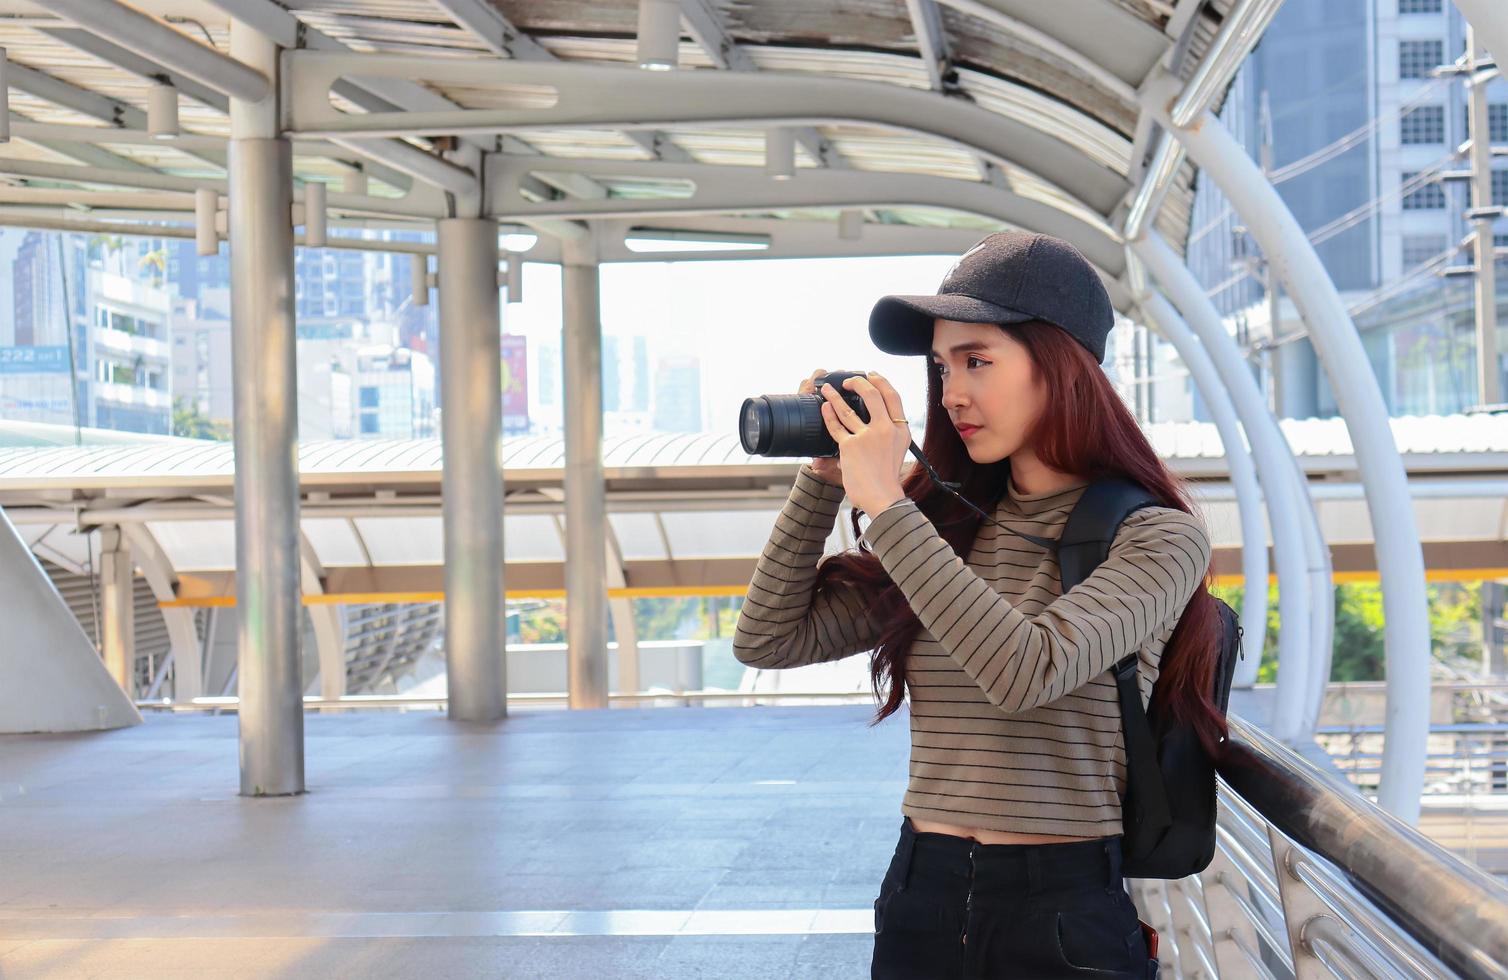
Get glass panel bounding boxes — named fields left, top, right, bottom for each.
left=146, top=520, right=237, bottom=572
left=607, top=512, right=668, bottom=560
left=301, top=517, right=368, bottom=567
left=503, top=514, right=564, bottom=562
left=351, top=516, right=444, bottom=565
left=660, top=510, right=782, bottom=558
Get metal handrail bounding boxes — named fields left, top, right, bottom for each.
left=1218, top=717, right=1508, bottom=979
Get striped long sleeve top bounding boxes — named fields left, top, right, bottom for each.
left=733, top=463, right=1212, bottom=837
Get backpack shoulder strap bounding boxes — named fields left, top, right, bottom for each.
left=1057, top=477, right=1159, bottom=595
left=1060, top=477, right=1173, bottom=840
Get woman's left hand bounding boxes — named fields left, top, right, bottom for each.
left=819, top=372, right=911, bottom=515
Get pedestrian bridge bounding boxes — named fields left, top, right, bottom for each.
left=3, top=0, right=1508, bottom=976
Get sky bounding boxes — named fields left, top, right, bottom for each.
left=500, top=252, right=961, bottom=437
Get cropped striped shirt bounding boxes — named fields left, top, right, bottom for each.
left=733, top=464, right=1212, bottom=838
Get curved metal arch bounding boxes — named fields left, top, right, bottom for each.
left=1143, top=70, right=1430, bottom=823
left=1129, top=281, right=1268, bottom=678
left=118, top=521, right=203, bottom=701
left=1134, top=231, right=1313, bottom=739
left=485, top=155, right=1131, bottom=309
left=282, top=52, right=1133, bottom=219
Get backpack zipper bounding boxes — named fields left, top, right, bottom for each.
left=961, top=841, right=979, bottom=947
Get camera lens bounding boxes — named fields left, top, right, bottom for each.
left=739, top=398, right=771, bottom=454
left=738, top=371, right=869, bottom=458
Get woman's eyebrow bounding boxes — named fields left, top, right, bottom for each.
left=929, top=341, right=994, bottom=358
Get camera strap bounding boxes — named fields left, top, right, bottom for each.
left=906, top=439, right=1058, bottom=552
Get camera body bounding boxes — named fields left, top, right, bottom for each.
left=739, top=370, right=870, bottom=458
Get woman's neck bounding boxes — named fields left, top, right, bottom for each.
left=1008, top=449, right=1080, bottom=496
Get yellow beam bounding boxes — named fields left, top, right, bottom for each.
left=160, top=584, right=751, bottom=608
left=160, top=570, right=1507, bottom=608
left=1210, top=568, right=1507, bottom=588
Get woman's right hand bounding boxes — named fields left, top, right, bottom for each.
left=800, top=368, right=843, bottom=487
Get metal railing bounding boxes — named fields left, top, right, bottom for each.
left=1130, top=718, right=1508, bottom=979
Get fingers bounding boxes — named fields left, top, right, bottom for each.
left=799, top=367, right=826, bottom=395
left=819, top=400, right=852, bottom=443
left=820, top=383, right=862, bottom=434
left=842, top=375, right=893, bottom=429
left=862, top=371, right=907, bottom=425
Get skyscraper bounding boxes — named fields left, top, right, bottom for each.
left=652, top=354, right=702, bottom=433
left=1182, top=0, right=1506, bottom=419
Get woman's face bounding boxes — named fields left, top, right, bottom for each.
left=930, top=319, right=1047, bottom=465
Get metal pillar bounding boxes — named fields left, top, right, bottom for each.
left=1134, top=290, right=1268, bottom=677
left=1146, top=72, right=1430, bottom=822
left=437, top=217, right=507, bottom=722
left=1136, top=234, right=1313, bottom=721
left=98, top=527, right=134, bottom=695
left=229, top=24, right=303, bottom=797
left=562, top=230, right=610, bottom=709
left=1467, top=27, right=1501, bottom=409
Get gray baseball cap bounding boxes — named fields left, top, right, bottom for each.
left=869, top=231, right=1114, bottom=363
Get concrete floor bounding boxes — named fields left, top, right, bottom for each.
left=0, top=704, right=911, bottom=979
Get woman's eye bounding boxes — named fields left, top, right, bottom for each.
left=966, top=355, right=987, bottom=369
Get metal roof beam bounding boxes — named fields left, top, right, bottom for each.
left=678, top=0, right=846, bottom=169
left=427, top=0, right=554, bottom=61
left=285, top=53, right=1130, bottom=217
left=903, top=0, right=953, bottom=92
left=45, top=0, right=270, bottom=103
left=39, top=28, right=231, bottom=113
left=424, top=0, right=687, bottom=166
left=6, top=60, right=137, bottom=127
left=4, top=59, right=227, bottom=171
left=679, top=0, right=756, bottom=72
left=485, top=155, right=1128, bottom=308
left=930, top=0, right=1138, bottom=105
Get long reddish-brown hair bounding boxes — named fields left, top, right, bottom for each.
left=818, top=321, right=1226, bottom=758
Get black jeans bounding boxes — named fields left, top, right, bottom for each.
left=871, top=817, right=1156, bottom=979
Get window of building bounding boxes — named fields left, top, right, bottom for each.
left=1401, top=105, right=1445, bottom=144
left=1401, top=235, right=1446, bottom=268
left=360, top=413, right=380, bottom=435
left=1401, top=171, right=1445, bottom=208
left=1398, top=0, right=1441, bottom=12
left=1494, top=169, right=1508, bottom=208
left=359, top=386, right=380, bottom=409
left=1461, top=103, right=1508, bottom=142
left=1399, top=39, right=1443, bottom=79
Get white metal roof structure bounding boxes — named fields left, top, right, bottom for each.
left=0, top=0, right=1232, bottom=279
left=2, top=0, right=1506, bottom=815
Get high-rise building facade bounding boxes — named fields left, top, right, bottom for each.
left=1181, top=0, right=1507, bottom=420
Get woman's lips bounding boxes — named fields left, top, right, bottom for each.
left=957, top=424, right=982, bottom=438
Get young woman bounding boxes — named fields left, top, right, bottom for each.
left=733, top=232, right=1220, bottom=979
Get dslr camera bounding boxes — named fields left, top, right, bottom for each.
left=739, top=370, right=870, bottom=458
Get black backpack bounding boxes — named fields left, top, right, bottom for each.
left=1058, top=478, right=1243, bottom=880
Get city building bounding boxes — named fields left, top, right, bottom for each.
left=652, top=354, right=703, bottom=432
left=354, top=344, right=436, bottom=439
left=1180, top=0, right=1508, bottom=421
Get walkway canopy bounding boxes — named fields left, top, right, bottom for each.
left=0, top=0, right=1230, bottom=277
left=5, top=0, right=1504, bottom=820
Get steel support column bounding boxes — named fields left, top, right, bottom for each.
left=229, top=24, right=303, bottom=797
left=437, top=217, right=507, bottom=722
left=98, top=526, right=134, bottom=695
left=562, top=230, right=609, bottom=709
left=1146, top=73, right=1429, bottom=821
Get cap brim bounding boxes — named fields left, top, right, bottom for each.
left=869, top=294, right=1034, bottom=355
